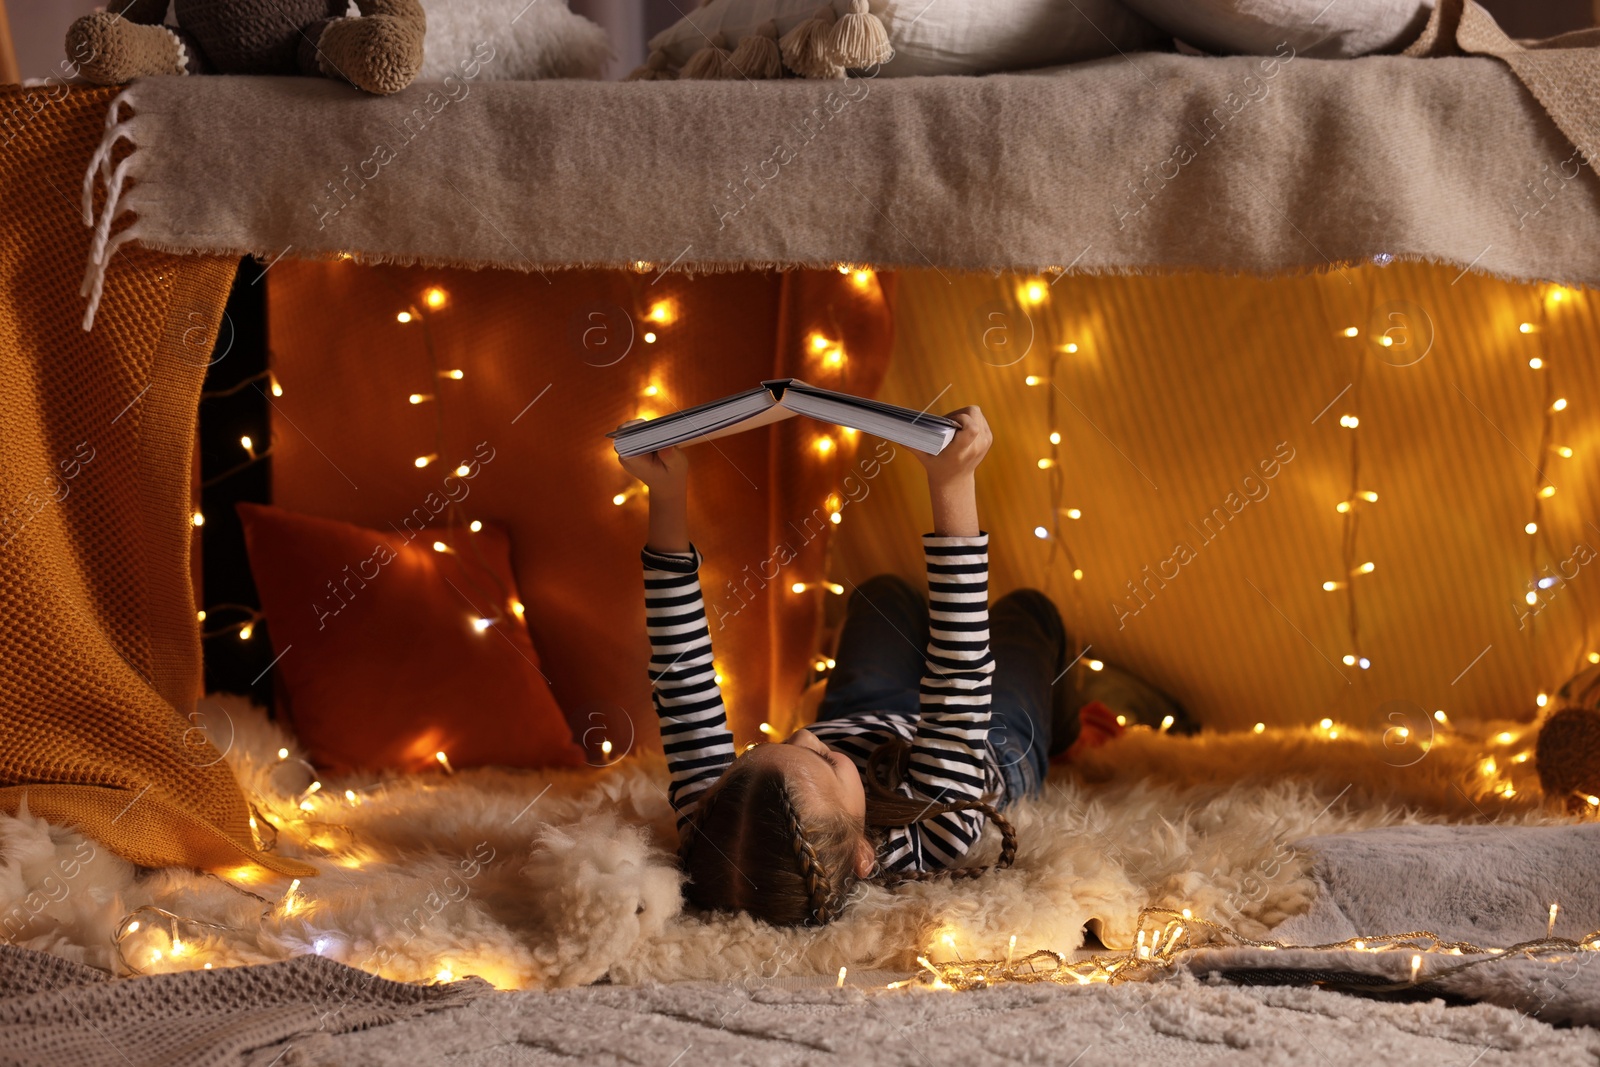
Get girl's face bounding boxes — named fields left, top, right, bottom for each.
left=741, top=728, right=875, bottom=878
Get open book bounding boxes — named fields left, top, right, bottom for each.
left=608, top=379, right=959, bottom=457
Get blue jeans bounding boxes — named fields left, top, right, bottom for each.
left=815, top=575, right=1072, bottom=805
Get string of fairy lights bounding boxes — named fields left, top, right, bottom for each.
left=195, top=275, right=519, bottom=651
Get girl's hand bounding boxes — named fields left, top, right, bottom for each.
left=616, top=420, right=691, bottom=554
left=616, top=419, right=688, bottom=499
left=915, top=406, right=992, bottom=486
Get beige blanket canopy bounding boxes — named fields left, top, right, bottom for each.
left=0, top=0, right=1597, bottom=877
left=75, top=0, right=1600, bottom=330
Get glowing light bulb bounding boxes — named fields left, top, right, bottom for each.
left=277, top=747, right=289, bottom=760
left=1021, top=280, right=1047, bottom=305
left=204, top=963, right=213, bottom=969
left=814, top=436, right=835, bottom=456
left=408, top=393, right=431, bottom=405
left=1558, top=446, right=1574, bottom=458
left=1589, top=652, right=1600, bottom=665
left=127, top=921, right=140, bottom=933
left=1335, top=501, right=1351, bottom=514
left=1526, top=522, right=1539, bottom=535
left=646, top=301, right=675, bottom=324
left=851, top=269, right=873, bottom=290
left=643, top=331, right=657, bottom=344
left=1354, top=561, right=1375, bottom=575
left=415, top=454, right=436, bottom=468
left=424, top=287, right=447, bottom=309
left=270, top=374, right=283, bottom=397
left=601, top=739, right=613, bottom=755
left=1359, top=658, right=1371, bottom=669
left=1320, top=718, right=1334, bottom=730
left=760, top=722, right=775, bottom=735
left=435, top=751, right=454, bottom=773
left=1519, top=322, right=1534, bottom=334
left=192, top=511, right=205, bottom=527
left=345, top=789, right=357, bottom=802
left=1342, top=655, right=1358, bottom=666
left=1049, top=432, right=1061, bottom=445
left=1323, top=581, right=1345, bottom=592
left=791, top=582, right=806, bottom=594
left=642, top=384, right=660, bottom=397
left=1072, top=568, right=1084, bottom=580
left=825, top=582, right=844, bottom=595
left=511, top=601, right=525, bottom=619
left=825, top=657, right=836, bottom=669
left=1086, top=659, right=1105, bottom=672
left=1530, top=357, right=1544, bottom=369
left=1116, top=715, right=1127, bottom=726
left=396, top=311, right=413, bottom=324
left=1527, top=592, right=1539, bottom=605
left=1356, top=491, right=1379, bottom=503
left=613, top=493, right=627, bottom=505
left=432, top=541, right=448, bottom=552
left=1343, top=327, right=1360, bottom=337
left=829, top=511, right=842, bottom=525
left=437, top=968, right=453, bottom=982
left=468, top=520, right=482, bottom=533
left=453, top=464, right=471, bottom=477
left=1552, top=398, right=1568, bottom=412
left=238, top=624, right=253, bottom=641
left=1064, top=508, right=1081, bottom=520
left=472, top=616, right=492, bottom=632
left=1037, top=458, right=1054, bottom=469
left=240, top=435, right=254, bottom=453
left=822, top=345, right=845, bottom=368
left=1379, top=335, right=1394, bottom=348
left=1339, top=414, right=1359, bottom=428
left=1536, top=693, right=1549, bottom=708
left=1159, top=715, right=1174, bottom=732
left=1253, top=723, right=1265, bottom=734
left=1540, top=485, right=1556, bottom=498
left=1033, top=526, right=1049, bottom=539
left=1024, top=375, right=1044, bottom=386
left=1434, top=710, right=1447, bottom=723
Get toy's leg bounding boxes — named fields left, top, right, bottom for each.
left=300, top=0, right=425, bottom=95
left=67, top=12, right=207, bottom=84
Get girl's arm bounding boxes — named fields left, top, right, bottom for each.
left=886, top=409, right=997, bottom=870
left=618, top=437, right=734, bottom=833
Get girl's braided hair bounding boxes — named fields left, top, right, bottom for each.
left=679, top=737, right=1017, bottom=926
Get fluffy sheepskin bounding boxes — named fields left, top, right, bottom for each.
left=416, top=0, right=612, bottom=81
left=0, top=696, right=1580, bottom=990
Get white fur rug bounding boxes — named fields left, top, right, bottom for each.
left=0, top=696, right=1586, bottom=998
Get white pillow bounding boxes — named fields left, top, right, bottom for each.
left=1117, top=0, right=1436, bottom=58
left=647, top=0, right=1170, bottom=78
left=417, top=0, right=613, bottom=80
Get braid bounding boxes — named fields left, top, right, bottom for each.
left=775, top=785, right=843, bottom=925
left=874, top=800, right=1017, bottom=886
left=864, top=737, right=1020, bottom=887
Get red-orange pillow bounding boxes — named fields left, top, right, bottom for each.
left=236, top=503, right=584, bottom=773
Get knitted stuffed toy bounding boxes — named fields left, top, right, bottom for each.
left=67, top=0, right=426, bottom=95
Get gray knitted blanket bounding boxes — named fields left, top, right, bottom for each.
left=0, top=947, right=486, bottom=1067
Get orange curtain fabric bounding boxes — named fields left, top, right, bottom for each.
left=264, top=263, right=894, bottom=754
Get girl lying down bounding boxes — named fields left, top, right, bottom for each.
left=615, top=407, right=1187, bottom=926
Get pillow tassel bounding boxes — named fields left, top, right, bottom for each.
left=779, top=5, right=844, bottom=79
left=726, top=20, right=784, bottom=79
left=827, top=0, right=893, bottom=70
left=679, top=31, right=735, bottom=80
left=626, top=49, right=677, bottom=81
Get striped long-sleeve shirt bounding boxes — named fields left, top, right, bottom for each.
left=643, top=534, right=999, bottom=872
